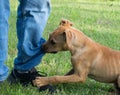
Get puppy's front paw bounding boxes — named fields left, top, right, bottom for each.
left=33, top=77, right=48, bottom=87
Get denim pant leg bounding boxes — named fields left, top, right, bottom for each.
left=0, top=0, right=10, bottom=81
left=14, top=0, right=51, bottom=71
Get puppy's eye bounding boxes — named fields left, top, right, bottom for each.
left=51, top=40, right=56, bottom=45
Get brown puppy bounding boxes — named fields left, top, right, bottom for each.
left=33, top=19, right=120, bottom=94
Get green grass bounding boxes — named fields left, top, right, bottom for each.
left=1, top=0, right=120, bottom=95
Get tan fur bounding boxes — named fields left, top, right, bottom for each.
left=33, top=19, right=120, bottom=94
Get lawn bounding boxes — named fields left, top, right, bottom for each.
left=1, top=0, right=120, bottom=95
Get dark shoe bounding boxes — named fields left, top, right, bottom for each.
left=7, top=68, right=55, bottom=93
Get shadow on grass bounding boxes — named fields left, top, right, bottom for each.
left=55, top=79, right=113, bottom=95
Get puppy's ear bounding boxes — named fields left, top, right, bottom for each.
left=62, top=30, right=73, bottom=49
left=61, top=32, right=66, bottom=42
left=59, top=19, right=73, bottom=27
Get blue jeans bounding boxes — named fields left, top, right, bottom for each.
left=0, top=0, right=51, bottom=81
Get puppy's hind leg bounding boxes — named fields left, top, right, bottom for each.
left=114, top=76, right=120, bottom=95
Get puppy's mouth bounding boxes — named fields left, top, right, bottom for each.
left=51, top=51, right=57, bottom=54
left=49, top=51, right=58, bottom=54
left=44, top=50, right=58, bottom=54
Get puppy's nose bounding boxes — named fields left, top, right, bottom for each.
left=41, top=44, right=45, bottom=50
left=41, top=44, right=48, bottom=52
left=41, top=44, right=44, bottom=50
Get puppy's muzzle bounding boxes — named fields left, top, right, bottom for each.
left=41, top=44, right=58, bottom=54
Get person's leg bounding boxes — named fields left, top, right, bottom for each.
left=8, top=0, right=55, bottom=93
left=0, top=0, right=10, bottom=82
left=15, top=0, right=51, bottom=71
